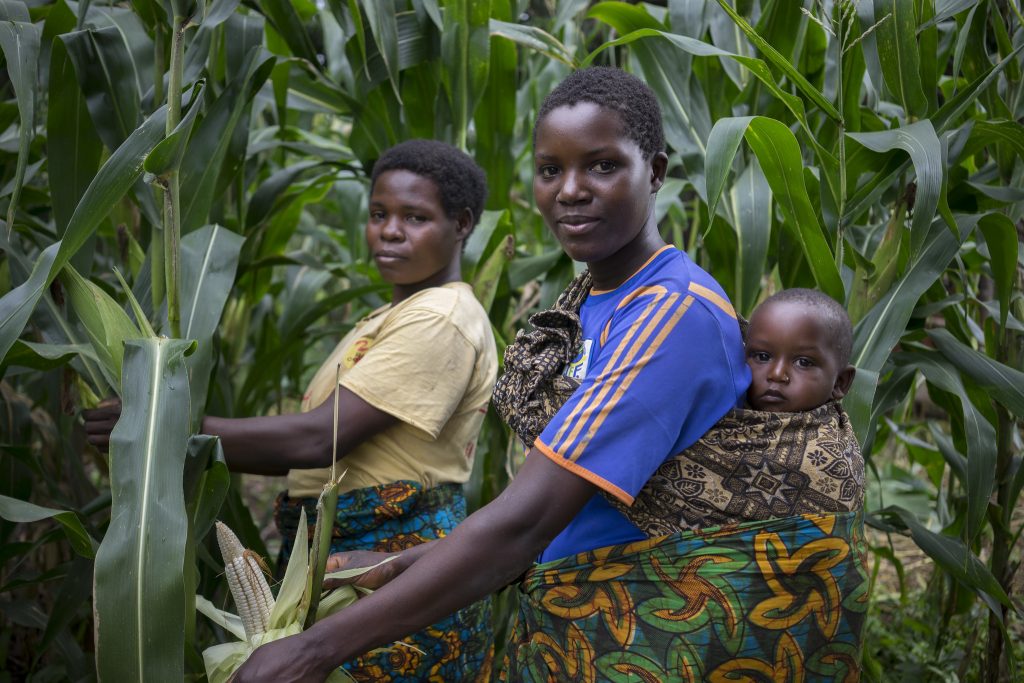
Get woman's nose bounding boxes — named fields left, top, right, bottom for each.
left=380, top=217, right=403, bottom=241
left=557, top=169, right=589, bottom=205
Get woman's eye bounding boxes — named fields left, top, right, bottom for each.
left=407, top=214, right=427, bottom=224
left=593, top=160, right=616, bottom=173
left=538, top=165, right=558, bottom=179
left=750, top=351, right=770, bottom=362
left=369, top=210, right=385, bottom=221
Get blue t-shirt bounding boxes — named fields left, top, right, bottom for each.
left=535, top=246, right=750, bottom=562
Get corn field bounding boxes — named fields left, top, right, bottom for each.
left=0, top=0, right=1022, bottom=680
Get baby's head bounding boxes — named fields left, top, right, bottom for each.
left=745, top=289, right=855, bottom=412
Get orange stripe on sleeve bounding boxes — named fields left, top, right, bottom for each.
left=567, top=295, right=694, bottom=461
left=688, top=282, right=737, bottom=319
left=533, top=439, right=635, bottom=505
left=550, top=292, right=666, bottom=447
left=553, top=293, right=679, bottom=454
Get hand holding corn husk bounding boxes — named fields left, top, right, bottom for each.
left=198, top=504, right=362, bottom=683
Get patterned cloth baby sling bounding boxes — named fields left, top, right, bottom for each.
left=493, top=269, right=868, bottom=681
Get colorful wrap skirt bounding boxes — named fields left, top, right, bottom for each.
left=501, top=511, right=868, bottom=683
left=275, top=480, right=494, bottom=682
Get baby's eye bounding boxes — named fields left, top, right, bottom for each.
left=795, top=357, right=815, bottom=368
left=407, top=214, right=427, bottom=224
left=592, top=160, right=616, bottom=173
left=369, top=210, right=386, bottom=221
left=750, top=351, right=770, bottom=363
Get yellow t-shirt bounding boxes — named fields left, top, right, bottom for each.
left=285, top=282, right=497, bottom=497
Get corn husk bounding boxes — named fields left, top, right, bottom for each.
left=198, top=365, right=371, bottom=681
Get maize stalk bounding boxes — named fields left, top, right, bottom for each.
left=215, top=521, right=274, bottom=641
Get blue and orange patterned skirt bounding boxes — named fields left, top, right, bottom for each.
left=501, top=511, right=868, bottom=682
left=275, top=480, right=494, bottom=682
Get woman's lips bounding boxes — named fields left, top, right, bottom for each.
left=557, top=216, right=599, bottom=235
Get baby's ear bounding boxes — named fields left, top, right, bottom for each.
left=831, top=365, right=856, bottom=400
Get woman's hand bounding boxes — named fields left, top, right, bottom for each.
left=229, top=632, right=332, bottom=683
left=323, top=549, right=404, bottom=591
left=82, top=398, right=122, bottom=453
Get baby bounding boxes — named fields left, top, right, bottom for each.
left=744, top=288, right=856, bottom=413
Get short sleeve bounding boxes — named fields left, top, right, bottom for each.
left=341, top=307, right=476, bottom=439
left=535, top=293, right=745, bottom=504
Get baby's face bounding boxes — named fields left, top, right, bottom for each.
left=745, top=301, right=847, bottom=412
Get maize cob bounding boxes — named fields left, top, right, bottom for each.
left=215, top=521, right=275, bottom=641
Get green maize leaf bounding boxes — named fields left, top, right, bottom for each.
left=260, top=0, right=319, bottom=66
left=473, top=234, right=515, bottom=314
left=872, top=0, right=928, bottom=118
left=847, top=120, right=954, bottom=255
left=1, top=340, right=96, bottom=373
left=113, top=267, right=156, bottom=337
left=359, top=0, right=401, bottom=101
left=93, top=337, right=195, bottom=682
left=728, top=158, right=771, bottom=318
left=896, top=350, right=996, bottom=542
left=184, top=436, right=228, bottom=657
left=179, top=224, right=245, bottom=427
left=878, top=505, right=1012, bottom=610
left=713, top=0, right=840, bottom=121
left=60, top=26, right=141, bottom=151
left=489, top=19, right=574, bottom=66
left=705, top=116, right=843, bottom=302
left=0, top=106, right=167, bottom=363
left=977, top=213, right=1019, bottom=332
left=180, top=48, right=274, bottom=233
left=0, top=18, right=41, bottom=235
left=0, top=493, right=98, bottom=558
left=927, top=328, right=1024, bottom=417
left=46, top=3, right=104, bottom=274
left=59, top=264, right=142, bottom=389
left=441, top=0, right=490, bottom=150
left=0, top=1, right=29, bottom=21
left=845, top=214, right=976, bottom=441
left=144, top=82, right=205, bottom=177
left=202, top=0, right=241, bottom=27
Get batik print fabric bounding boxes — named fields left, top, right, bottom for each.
left=275, top=480, right=493, bottom=682
left=502, top=512, right=868, bottom=683
left=608, top=402, right=865, bottom=537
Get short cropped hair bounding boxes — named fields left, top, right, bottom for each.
left=370, top=139, right=488, bottom=228
left=535, top=67, right=665, bottom=160
left=761, top=288, right=853, bottom=367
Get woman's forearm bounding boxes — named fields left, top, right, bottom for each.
left=202, top=413, right=328, bottom=475
left=202, top=389, right=399, bottom=475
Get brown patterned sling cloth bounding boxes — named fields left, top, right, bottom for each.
left=607, top=401, right=865, bottom=537
left=492, top=269, right=591, bottom=446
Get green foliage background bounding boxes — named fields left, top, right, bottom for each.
left=0, top=0, right=1021, bottom=680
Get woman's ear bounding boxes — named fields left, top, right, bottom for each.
left=650, top=151, right=669, bottom=193
left=831, top=365, right=856, bottom=400
left=455, top=208, right=474, bottom=241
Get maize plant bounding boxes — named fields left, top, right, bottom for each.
left=0, top=1, right=1022, bottom=680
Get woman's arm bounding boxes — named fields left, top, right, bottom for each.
left=82, top=388, right=398, bottom=475
left=230, top=449, right=597, bottom=682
